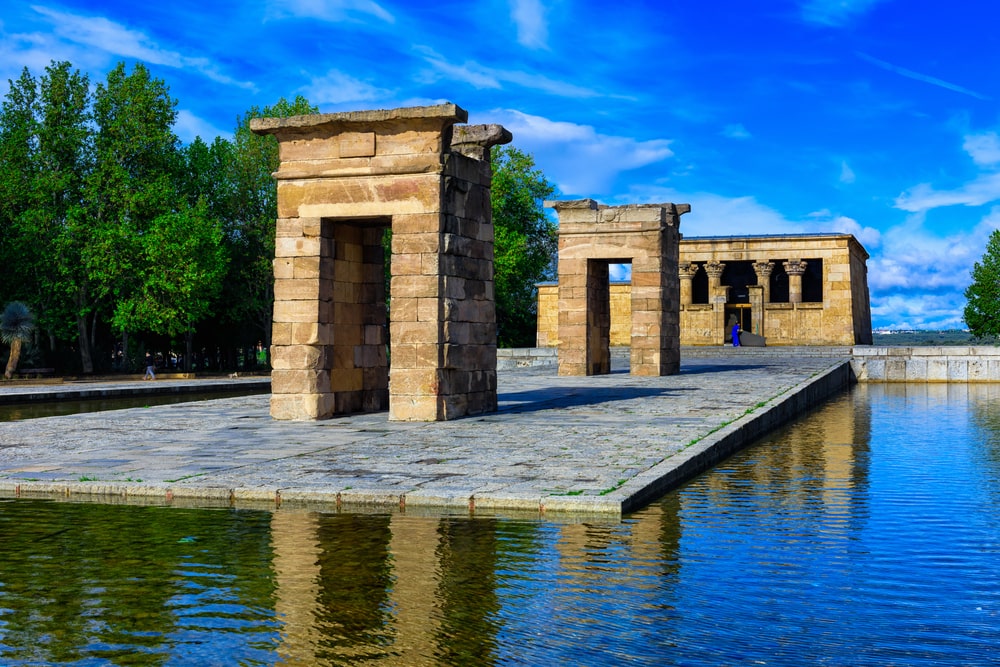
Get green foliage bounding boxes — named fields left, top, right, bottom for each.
left=490, top=145, right=557, bottom=347
left=0, top=56, right=564, bottom=372
left=964, top=229, right=1000, bottom=341
left=111, top=202, right=228, bottom=338
left=0, top=58, right=298, bottom=373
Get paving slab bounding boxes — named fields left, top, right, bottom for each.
left=0, top=352, right=852, bottom=517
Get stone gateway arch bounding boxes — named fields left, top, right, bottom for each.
left=251, top=104, right=510, bottom=422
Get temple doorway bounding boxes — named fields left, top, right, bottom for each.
left=725, top=305, right=752, bottom=344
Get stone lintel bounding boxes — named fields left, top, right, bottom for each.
left=547, top=199, right=690, bottom=230
left=451, top=124, right=513, bottom=160
left=250, top=103, right=468, bottom=137
left=545, top=198, right=599, bottom=211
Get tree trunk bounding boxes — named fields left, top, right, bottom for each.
left=185, top=328, right=193, bottom=373
left=90, top=311, right=98, bottom=366
left=77, top=313, right=94, bottom=374
left=120, top=330, right=129, bottom=372
left=76, top=286, right=94, bottom=374
left=4, top=339, right=22, bottom=379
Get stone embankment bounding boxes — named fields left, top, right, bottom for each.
left=0, top=352, right=851, bottom=517
left=5, top=345, right=989, bottom=516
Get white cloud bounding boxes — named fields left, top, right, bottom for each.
left=0, top=29, right=95, bottom=89
left=30, top=6, right=256, bottom=90
left=895, top=173, right=1000, bottom=212
left=722, top=123, right=751, bottom=140
left=266, top=0, right=394, bottom=23
left=964, top=131, right=1000, bottom=166
left=871, top=292, right=967, bottom=330
left=415, top=46, right=601, bottom=98
left=800, top=0, right=886, bottom=27
left=895, top=129, right=1000, bottom=212
left=808, top=209, right=880, bottom=248
left=509, top=0, right=548, bottom=49
left=299, top=69, right=392, bottom=105
left=867, top=211, right=1000, bottom=294
left=620, top=186, right=805, bottom=237
left=839, top=160, right=856, bottom=184
left=488, top=109, right=674, bottom=195
left=174, top=109, right=228, bottom=143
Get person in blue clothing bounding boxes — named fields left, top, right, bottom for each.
left=731, top=321, right=741, bottom=347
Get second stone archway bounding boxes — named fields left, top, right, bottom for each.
left=547, top=199, right=689, bottom=377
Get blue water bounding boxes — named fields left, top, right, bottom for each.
left=1, top=383, right=999, bottom=665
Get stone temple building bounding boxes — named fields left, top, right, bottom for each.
left=538, top=233, right=873, bottom=347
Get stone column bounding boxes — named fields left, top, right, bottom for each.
left=704, top=261, right=728, bottom=345
left=784, top=259, right=808, bottom=304
left=550, top=199, right=688, bottom=377
left=748, top=285, right=764, bottom=336
left=678, top=262, right=698, bottom=306
left=705, top=260, right=725, bottom=294
left=752, top=260, right=775, bottom=303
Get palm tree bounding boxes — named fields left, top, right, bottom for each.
left=1, top=302, right=35, bottom=379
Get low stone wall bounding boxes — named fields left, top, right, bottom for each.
left=496, top=347, right=631, bottom=369
left=850, top=346, right=1000, bottom=382
left=502, top=345, right=1000, bottom=382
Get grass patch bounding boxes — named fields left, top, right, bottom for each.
left=551, top=489, right=586, bottom=496
left=599, top=479, right=628, bottom=496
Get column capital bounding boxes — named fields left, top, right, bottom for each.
left=783, top=259, right=807, bottom=276
left=753, top=260, right=775, bottom=279
left=678, top=262, right=699, bottom=280
left=704, top=260, right=725, bottom=279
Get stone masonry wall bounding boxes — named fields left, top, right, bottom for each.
left=252, top=105, right=509, bottom=421
left=549, top=199, right=686, bottom=376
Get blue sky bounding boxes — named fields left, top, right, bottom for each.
left=3, top=0, right=999, bottom=330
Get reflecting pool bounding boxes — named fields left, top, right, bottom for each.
left=1, top=383, right=999, bottom=665
left=0, top=389, right=269, bottom=422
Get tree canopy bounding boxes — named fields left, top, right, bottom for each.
left=0, top=58, right=558, bottom=374
left=964, top=229, right=1000, bottom=340
left=490, top=145, right=557, bottom=347
left=0, top=60, right=311, bottom=374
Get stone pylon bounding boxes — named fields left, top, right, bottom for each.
left=547, top=199, right=689, bottom=376
left=251, top=104, right=510, bottom=421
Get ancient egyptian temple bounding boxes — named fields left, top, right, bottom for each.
left=538, top=233, right=873, bottom=348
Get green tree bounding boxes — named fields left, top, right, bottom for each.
left=490, top=145, right=557, bottom=347
left=2, top=301, right=35, bottom=379
left=965, top=228, right=1000, bottom=340
left=26, top=62, right=92, bottom=349
left=112, top=201, right=228, bottom=370
left=77, top=62, right=180, bottom=373
left=0, top=68, right=40, bottom=308
left=0, top=62, right=92, bottom=361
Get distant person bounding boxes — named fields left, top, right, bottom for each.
left=144, top=352, right=156, bottom=380
left=732, top=321, right=741, bottom=347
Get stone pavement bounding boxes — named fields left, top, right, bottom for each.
left=0, top=352, right=852, bottom=517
